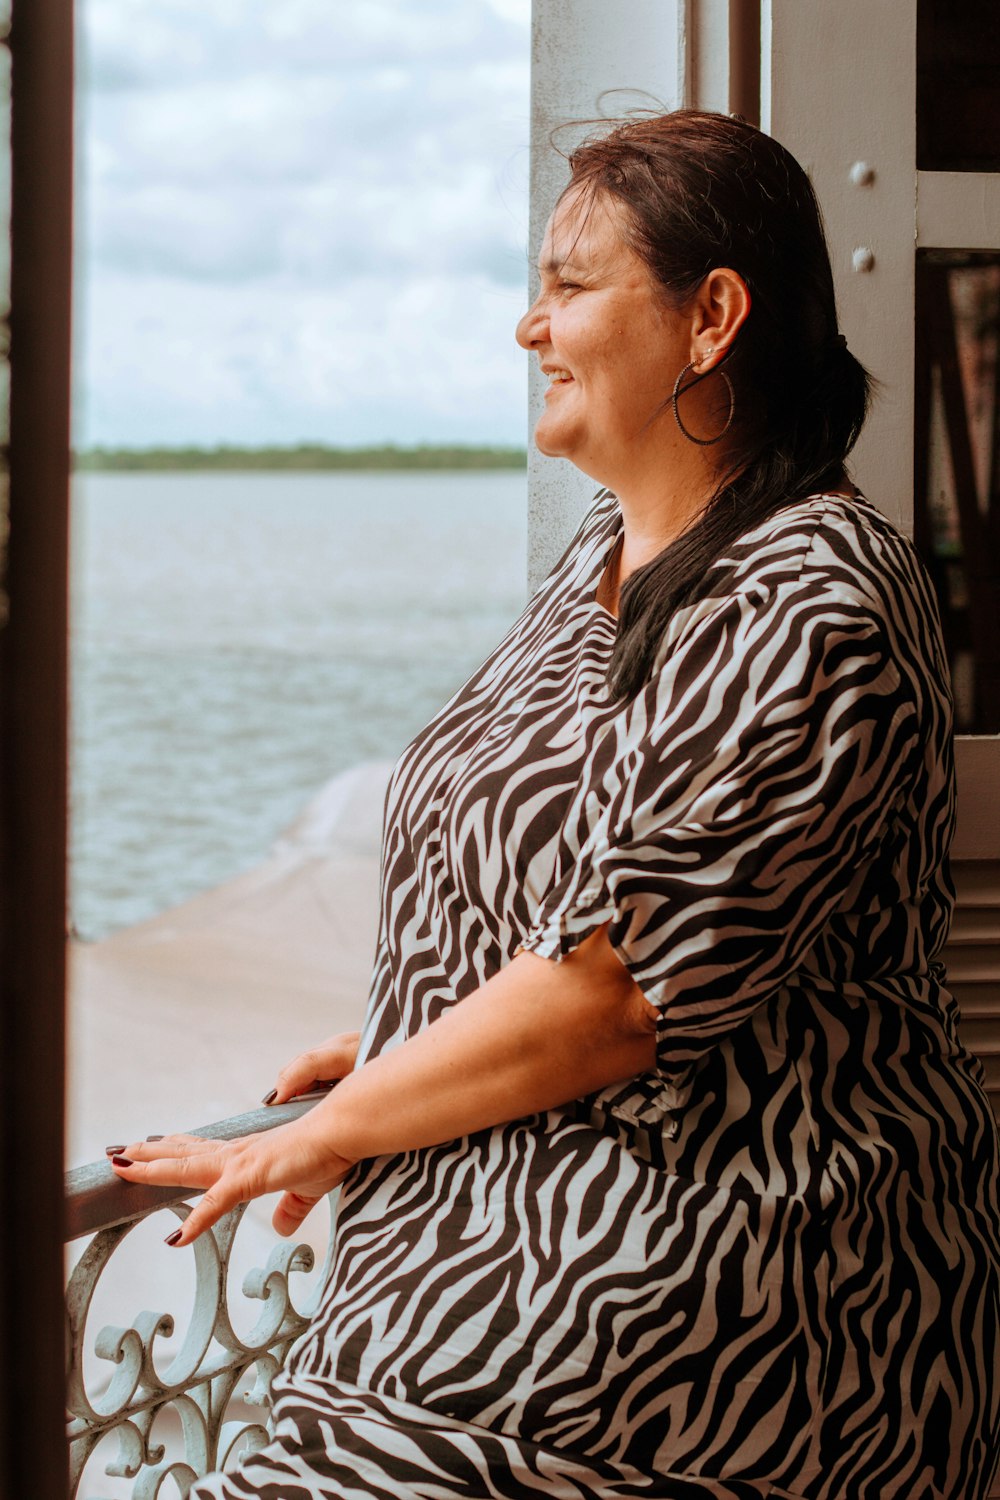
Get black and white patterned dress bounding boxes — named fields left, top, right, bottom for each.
left=195, top=490, right=1000, bottom=1500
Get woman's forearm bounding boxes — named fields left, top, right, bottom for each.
left=108, top=929, right=658, bottom=1246
left=316, top=926, right=658, bottom=1162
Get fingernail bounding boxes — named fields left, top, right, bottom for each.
left=146, top=1134, right=165, bottom=1142
left=261, top=1088, right=277, bottom=1105
left=105, top=1144, right=126, bottom=1156
left=164, top=1229, right=182, bottom=1247
left=111, top=1155, right=134, bottom=1168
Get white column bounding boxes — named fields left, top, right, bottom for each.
left=526, top=0, right=681, bottom=593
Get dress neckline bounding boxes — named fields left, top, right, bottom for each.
left=592, top=531, right=623, bottom=620
left=584, top=503, right=624, bottom=623
left=584, top=488, right=869, bottom=622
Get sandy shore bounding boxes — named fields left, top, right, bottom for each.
left=68, top=759, right=391, bottom=1169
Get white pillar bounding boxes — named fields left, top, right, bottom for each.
left=526, top=0, right=681, bottom=593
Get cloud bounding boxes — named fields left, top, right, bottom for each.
left=81, top=0, right=527, bottom=90
left=75, top=0, right=532, bottom=445
left=76, top=265, right=528, bottom=448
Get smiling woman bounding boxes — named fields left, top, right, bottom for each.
left=111, top=110, right=1000, bottom=1500
left=516, top=187, right=751, bottom=586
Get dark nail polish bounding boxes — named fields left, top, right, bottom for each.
left=261, top=1088, right=278, bottom=1105
left=146, top=1134, right=165, bottom=1142
left=111, top=1155, right=134, bottom=1168
left=164, top=1229, right=182, bottom=1246
left=105, top=1144, right=126, bottom=1156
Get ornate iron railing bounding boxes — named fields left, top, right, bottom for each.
left=65, top=1098, right=333, bottom=1499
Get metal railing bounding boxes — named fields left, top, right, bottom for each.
left=65, top=1098, right=333, bottom=1499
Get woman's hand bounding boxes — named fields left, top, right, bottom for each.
left=110, top=1109, right=356, bottom=1244
left=263, top=1029, right=362, bottom=1104
left=110, top=927, right=656, bottom=1244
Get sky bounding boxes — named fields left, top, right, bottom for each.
left=74, top=0, right=533, bottom=449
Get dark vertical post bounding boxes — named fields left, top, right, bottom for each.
left=0, top=0, right=73, bottom=1492
left=729, top=0, right=761, bottom=127
left=926, top=264, right=1000, bottom=732
left=912, top=255, right=934, bottom=564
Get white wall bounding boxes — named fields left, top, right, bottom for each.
left=526, top=0, right=681, bottom=594
left=762, top=0, right=916, bottom=534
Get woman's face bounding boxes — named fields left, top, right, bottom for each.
left=516, top=188, right=689, bottom=482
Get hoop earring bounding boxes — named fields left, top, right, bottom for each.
left=671, top=360, right=736, bottom=447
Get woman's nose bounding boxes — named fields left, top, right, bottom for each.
left=515, top=295, right=547, bottom=350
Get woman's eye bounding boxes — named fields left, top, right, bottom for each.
left=558, top=280, right=582, bottom=295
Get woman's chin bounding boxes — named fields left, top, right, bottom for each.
left=532, top=428, right=609, bottom=487
left=532, top=416, right=579, bottom=461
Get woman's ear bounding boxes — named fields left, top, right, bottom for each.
left=690, top=267, right=751, bottom=366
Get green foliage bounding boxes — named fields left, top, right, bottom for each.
left=74, top=443, right=527, bottom=473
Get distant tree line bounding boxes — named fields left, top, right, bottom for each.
left=74, top=443, right=528, bottom=472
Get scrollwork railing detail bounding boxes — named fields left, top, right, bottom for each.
left=65, top=1100, right=333, bottom=1499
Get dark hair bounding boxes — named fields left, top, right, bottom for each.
left=559, top=109, right=873, bottom=700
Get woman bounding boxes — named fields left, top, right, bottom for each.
left=112, top=110, right=1000, bottom=1499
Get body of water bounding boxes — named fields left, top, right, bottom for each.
left=71, top=470, right=528, bottom=938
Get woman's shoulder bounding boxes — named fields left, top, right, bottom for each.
left=705, top=490, right=930, bottom=617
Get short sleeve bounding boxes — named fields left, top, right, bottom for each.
left=519, top=580, right=920, bottom=1129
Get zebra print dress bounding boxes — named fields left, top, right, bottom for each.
left=194, top=489, right=1000, bottom=1500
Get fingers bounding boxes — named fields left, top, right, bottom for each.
left=108, top=1113, right=354, bottom=1247
left=167, top=1181, right=244, bottom=1246
left=269, top=1032, right=361, bottom=1105
left=272, top=1190, right=321, bottom=1238
left=109, top=1147, right=228, bottom=1190
left=110, top=1143, right=246, bottom=1246
left=110, top=1133, right=224, bottom=1164
left=269, top=1052, right=326, bottom=1105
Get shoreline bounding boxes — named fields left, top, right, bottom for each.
left=74, top=443, right=527, bottom=473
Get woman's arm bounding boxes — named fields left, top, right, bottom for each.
left=112, top=925, right=657, bottom=1244
left=328, top=926, right=656, bottom=1161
